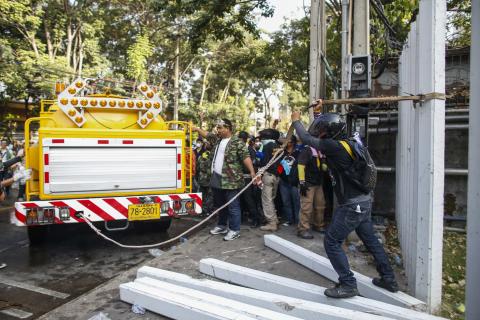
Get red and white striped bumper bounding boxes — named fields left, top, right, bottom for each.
left=14, top=193, right=202, bottom=227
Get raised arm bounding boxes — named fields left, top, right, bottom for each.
left=291, top=111, right=325, bottom=151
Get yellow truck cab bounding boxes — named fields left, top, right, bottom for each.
left=14, top=79, right=201, bottom=243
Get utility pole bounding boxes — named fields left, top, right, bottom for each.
left=466, top=0, right=480, bottom=318
left=173, top=36, right=180, bottom=122
left=340, top=0, right=350, bottom=112
left=352, top=0, right=370, bottom=55
left=309, top=0, right=326, bottom=119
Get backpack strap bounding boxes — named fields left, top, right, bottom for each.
left=339, top=140, right=355, bottom=159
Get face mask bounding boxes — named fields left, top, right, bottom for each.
left=196, top=142, right=203, bottom=149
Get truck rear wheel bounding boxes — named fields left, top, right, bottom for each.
left=134, top=218, right=172, bottom=233
left=27, top=225, right=49, bottom=245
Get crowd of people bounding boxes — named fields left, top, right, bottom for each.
left=0, top=138, right=29, bottom=202
left=189, top=100, right=399, bottom=299
left=0, top=102, right=399, bottom=299
left=191, top=120, right=332, bottom=242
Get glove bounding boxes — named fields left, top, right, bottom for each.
left=299, top=182, right=309, bottom=197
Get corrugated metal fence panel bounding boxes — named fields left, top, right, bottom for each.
left=396, top=1, right=445, bottom=313
left=48, top=147, right=178, bottom=193
left=409, top=22, right=418, bottom=292
left=414, top=0, right=445, bottom=310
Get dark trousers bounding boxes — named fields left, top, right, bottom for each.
left=199, top=186, right=214, bottom=214
left=241, top=179, right=262, bottom=223
left=279, top=179, right=300, bottom=224
left=212, top=188, right=241, bottom=232
left=324, top=199, right=395, bottom=288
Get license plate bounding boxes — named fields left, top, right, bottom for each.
left=128, top=203, right=160, bottom=221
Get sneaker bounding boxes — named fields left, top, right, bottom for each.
left=282, top=221, right=292, bottom=227
left=324, top=283, right=359, bottom=298
left=223, top=230, right=240, bottom=241
left=372, top=277, right=399, bottom=293
left=210, top=226, right=228, bottom=235
left=297, top=230, right=314, bottom=239
left=260, top=223, right=278, bottom=232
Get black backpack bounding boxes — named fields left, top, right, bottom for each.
left=339, top=139, right=377, bottom=194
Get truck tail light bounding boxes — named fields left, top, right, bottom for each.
left=173, top=200, right=182, bottom=212
left=26, top=209, right=38, bottom=225
left=44, top=208, right=55, bottom=222
left=161, top=201, right=170, bottom=214
left=25, top=207, right=56, bottom=225
left=59, top=207, right=70, bottom=221
left=184, top=199, right=196, bottom=215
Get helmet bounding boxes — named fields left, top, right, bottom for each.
left=308, top=113, right=346, bottom=139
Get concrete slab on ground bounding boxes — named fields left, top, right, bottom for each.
left=38, top=222, right=408, bottom=320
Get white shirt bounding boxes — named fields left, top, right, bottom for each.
left=212, top=138, right=231, bottom=174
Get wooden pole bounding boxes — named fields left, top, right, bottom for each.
left=305, top=92, right=446, bottom=110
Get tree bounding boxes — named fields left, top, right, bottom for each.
left=126, top=34, right=153, bottom=83
left=446, top=0, right=471, bottom=48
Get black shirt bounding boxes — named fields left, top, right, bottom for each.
left=297, top=147, right=323, bottom=186
left=293, top=121, right=371, bottom=205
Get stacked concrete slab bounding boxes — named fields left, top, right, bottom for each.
left=119, top=234, right=446, bottom=320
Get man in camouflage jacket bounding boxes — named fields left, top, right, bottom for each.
left=194, top=119, right=258, bottom=241
left=196, top=136, right=216, bottom=215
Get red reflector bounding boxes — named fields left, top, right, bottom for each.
left=177, top=170, right=182, bottom=180
left=98, top=140, right=109, bottom=144
left=165, top=140, right=175, bottom=145
left=122, top=140, right=133, bottom=144
left=44, top=172, right=50, bottom=183
left=44, top=154, right=49, bottom=165
left=52, top=139, right=64, bottom=144
left=177, top=154, right=181, bottom=164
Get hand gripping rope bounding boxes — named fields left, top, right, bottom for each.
left=79, top=125, right=295, bottom=249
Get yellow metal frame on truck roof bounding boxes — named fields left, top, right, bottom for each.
left=25, top=91, right=193, bottom=201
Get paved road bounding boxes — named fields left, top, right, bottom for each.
left=0, top=192, right=200, bottom=319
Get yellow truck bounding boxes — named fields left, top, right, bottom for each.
left=14, top=79, right=201, bottom=243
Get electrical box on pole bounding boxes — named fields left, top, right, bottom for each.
left=347, top=0, right=371, bottom=144
left=348, top=54, right=371, bottom=95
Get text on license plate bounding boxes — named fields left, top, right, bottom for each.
left=128, top=203, right=161, bottom=221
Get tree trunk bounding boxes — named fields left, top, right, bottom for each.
left=219, top=77, right=232, bottom=103
left=72, top=32, right=78, bottom=72
left=45, top=24, right=54, bottom=61
left=77, top=32, right=83, bottom=77
left=199, top=60, right=211, bottom=109
left=24, top=96, right=29, bottom=119
left=66, top=23, right=73, bottom=68
left=262, top=89, right=271, bottom=127
left=28, top=33, right=40, bottom=59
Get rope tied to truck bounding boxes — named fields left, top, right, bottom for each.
left=78, top=125, right=295, bottom=249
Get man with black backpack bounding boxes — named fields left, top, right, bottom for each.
left=291, top=105, right=398, bottom=299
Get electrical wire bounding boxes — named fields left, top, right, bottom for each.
left=370, top=0, right=398, bottom=39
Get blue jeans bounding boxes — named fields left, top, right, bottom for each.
left=324, top=199, right=395, bottom=288
left=279, top=179, right=300, bottom=224
left=212, top=188, right=241, bottom=232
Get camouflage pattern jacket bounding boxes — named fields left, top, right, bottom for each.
left=209, top=133, right=250, bottom=190
left=196, top=150, right=212, bottom=187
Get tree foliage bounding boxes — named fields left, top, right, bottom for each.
left=0, top=0, right=472, bottom=133
left=126, top=34, right=153, bottom=82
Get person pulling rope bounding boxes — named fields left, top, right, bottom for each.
left=78, top=124, right=295, bottom=249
